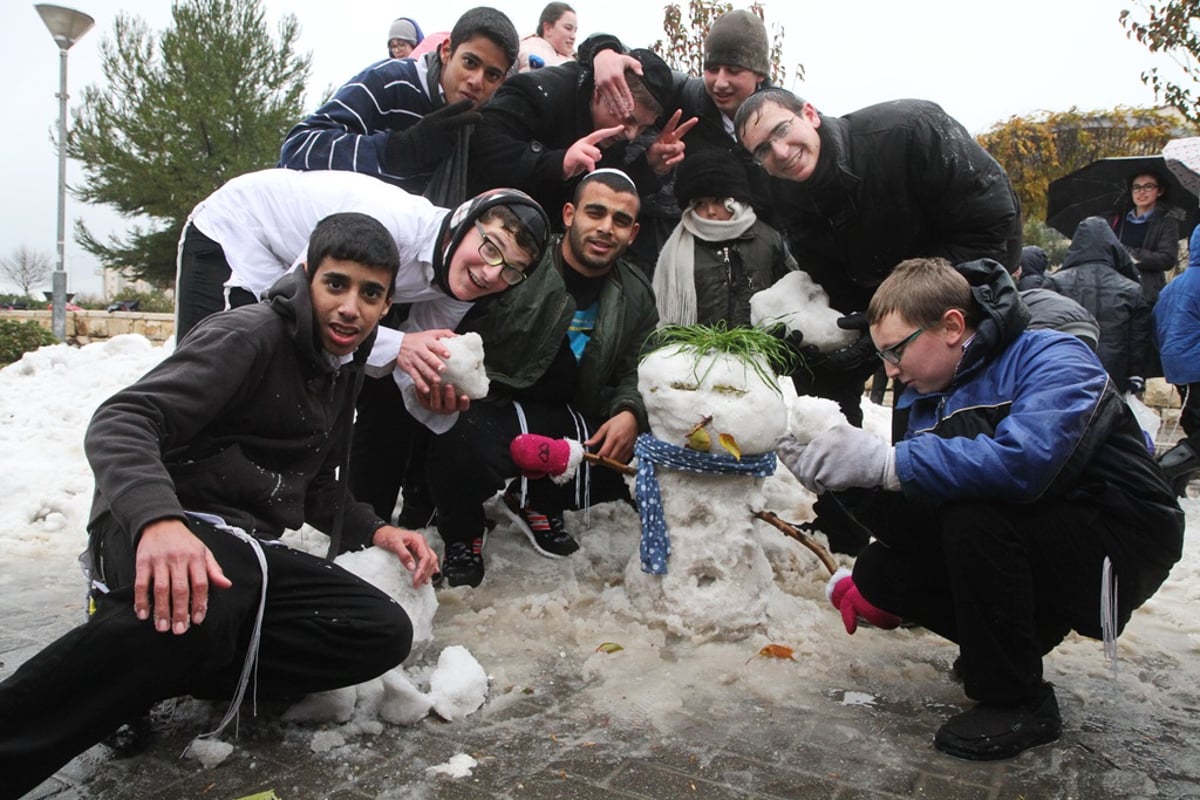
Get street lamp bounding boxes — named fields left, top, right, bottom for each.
left=35, top=3, right=94, bottom=341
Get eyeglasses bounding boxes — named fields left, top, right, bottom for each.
left=876, top=328, right=924, bottom=365
left=750, top=115, right=797, bottom=167
left=1131, top=183, right=1160, bottom=192
left=475, top=222, right=528, bottom=286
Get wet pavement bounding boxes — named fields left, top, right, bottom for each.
left=5, top=526, right=1200, bottom=800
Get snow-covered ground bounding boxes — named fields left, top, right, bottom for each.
left=1, top=335, right=1198, bottom=790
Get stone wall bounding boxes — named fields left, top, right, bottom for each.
left=0, top=309, right=175, bottom=346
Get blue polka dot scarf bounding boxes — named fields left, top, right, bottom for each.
left=634, top=433, right=777, bottom=574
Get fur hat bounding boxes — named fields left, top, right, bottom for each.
left=674, top=149, right=754, bottom=209
left=704, top=10, right=769, bottom=76
left=388, top=18, right=421, bottom=46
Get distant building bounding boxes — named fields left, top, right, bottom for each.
left=102, top=266, right=171, bottom=302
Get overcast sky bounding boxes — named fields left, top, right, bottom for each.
left=0, top=0, right=1181, bottom=295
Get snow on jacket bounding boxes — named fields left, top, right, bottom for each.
left=85, top=269, right=386, bottom=552
left=460, top=235, right=659, bottom=431
left=1045, top=216, right=1152, bottom=388
left=1110, top=203, right=1182, bottom=303
left=894, top=258, right=1182, bottom=591
left=277, top=54, right=441, bottom=192
left=1154, top=226, right=1200, bottom=385
left=466, top=60, right=661, bottom=225
left=767, top=100, right=1022, bottom=313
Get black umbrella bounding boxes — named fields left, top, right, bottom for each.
left=1045, top=155, right=1200, bottom=238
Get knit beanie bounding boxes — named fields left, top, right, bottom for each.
left=674, top=149, right=754, bottom=209
left=388, top=18, right=421, bottom=46
left=433, top=189, right=551, bottom=300
left=704, top=10, right=770, bottom=76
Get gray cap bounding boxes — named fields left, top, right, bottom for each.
left=704, top=10, right=770, bottom=76
left=388, top=18, right=419, bottom=46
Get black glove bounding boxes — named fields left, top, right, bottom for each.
left=768, top=325, right=826, bottom=372
left=822, top=312, right=876, bottom=372
left=385, top=100, right=482, bottom=172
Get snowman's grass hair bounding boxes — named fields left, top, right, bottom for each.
left=643, top=323, right=795, bottom=394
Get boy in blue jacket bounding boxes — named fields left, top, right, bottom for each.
left=779, top=257, right=1183, bottom=761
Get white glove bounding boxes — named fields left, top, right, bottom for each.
left=777, top=425, right=899, bottom=493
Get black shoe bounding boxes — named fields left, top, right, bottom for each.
left=396, top=484, right=437, bottom=529
left=934, top=683, right=1061, bottom=760
left=1158, top=441, right=1199, bottom=497
left=441, top=537, right=485, bottom=588
left=502, top=492, right=579, bottom=558
left=103, top=712, right=153, bottom=758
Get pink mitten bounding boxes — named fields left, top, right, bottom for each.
left=509, top=434, right=584, bottom=484
left=825, top=568, right=902, bottom=635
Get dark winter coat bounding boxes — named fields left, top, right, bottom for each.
left=1046, top=216, right=1152, bottom=388
left=767, top=99, right=1022, bottom=313
left=85, top=269, right=385, bottom=551
left=459, top=236, right=659, bottom=430
left=689, top=219, right=796, bottom=327
left=1110, top=203, right=1182, bottom=303
left=467, top=61, right=660, bottom=225
left=896, top=258, right=1182, bottom=596
left=1154, top=226, right=1200, bottom=386
left=1020, top=287, right=1100, bottom=351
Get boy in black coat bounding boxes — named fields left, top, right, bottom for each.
left=0, top=214, right=438, bottom=797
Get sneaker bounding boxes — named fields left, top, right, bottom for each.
left=441, top=537, right=485, bottom=588
left=396, top=484, right=437, bottom=529
left=502, top=492, right=579, bottom=558
left=934, top=683, right=1061, bottom=760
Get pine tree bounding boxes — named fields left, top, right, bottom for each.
left=67, top=0, right=311, bottom=286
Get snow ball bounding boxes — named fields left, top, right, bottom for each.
left=428, top=645, right=488, bottom=721
left=788, top=395, right=847, bottom=445
left=379, top=668, right=435, bottom=725
left=750, top=271, right=858, bottom=352
left=335, top=546, right=437, bottom=655
left=185, top=738, right=235, bottom=769
left=440, top=332, right=489, bottom=399
left=310, top=730, right=346, bottom=753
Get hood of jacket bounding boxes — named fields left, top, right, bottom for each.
left=953, top=258, right=1030, bottom=380
left=1061, top=216, right=1138, bottom=281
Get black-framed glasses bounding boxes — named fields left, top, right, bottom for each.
left=876, top=328, right=923, bottom=365
left=475, top=222, right=527, bottom=286
left=750, top=115, right=798, bottom=167
left=1131, top=183, right=1160, bottom=192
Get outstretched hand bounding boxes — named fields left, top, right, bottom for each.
left=563, top=126, right=624, bottom=179
left=134, top=518, right=232, bottom=635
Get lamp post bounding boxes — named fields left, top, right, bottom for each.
left=35, top=3, right=94, bottom=341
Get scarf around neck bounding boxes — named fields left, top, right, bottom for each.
left=653, top=200, right=757, bottom=326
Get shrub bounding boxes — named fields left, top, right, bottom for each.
left=0, top=319, right=58, bottom=365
